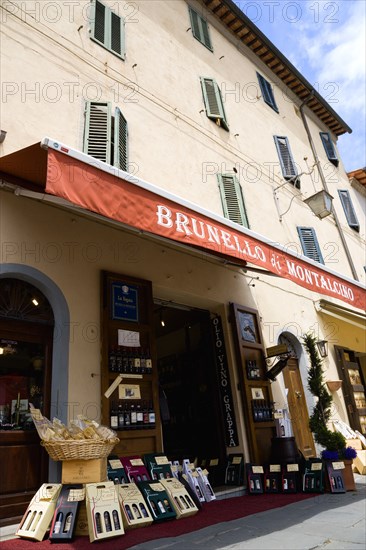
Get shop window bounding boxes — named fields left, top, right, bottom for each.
left=91, top=0, right=125, bottom=59
left=217, top=174, right=249, bottom=228
left=257, top=72, right=279, bottom=113
left=297, top=227, right=324, bottom=264
left=338, top=190, right=360, bottom=232
left=320, top=132, right=339, bottom=166
left=274, top=136, right=300, bottom=188
left=83, top=101, right=128, bottom=171
left=188, top=6, right=213, bottom=51
left=200, top=77, right=229, bottom=131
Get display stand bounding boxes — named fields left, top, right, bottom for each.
left=101, top=272, right=162, bottom=458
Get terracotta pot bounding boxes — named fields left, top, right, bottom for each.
left=342, top=459, right=356, bottom=491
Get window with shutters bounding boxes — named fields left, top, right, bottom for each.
left=188, top=6, right=213, bottom=51
left=338, top=190, right=360, bottom=232
left=83, top=101, right=128, bottom=171
left=217, top=174, right=249, bottom=228
left=297, top=227, right=324, bottom=264
left=274, top=136, right=300, bottom=188
left=320, top=132, right=338, bottom=166
left=201, top=77, right=229, bottom=131
left=257, top=73, right=278, bottom=113
left=91, top=0, right=125, bottom=60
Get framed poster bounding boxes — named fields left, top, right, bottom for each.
left=119, top=384, right=141, bottom=399
left=238, top=311, right=259, bottom=343
left=111, top=283, right=139, bottom=322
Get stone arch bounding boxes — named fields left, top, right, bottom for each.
left=0, top=264, right=70, bottom=480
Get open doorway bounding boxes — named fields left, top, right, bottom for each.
left=154, top=302, right=225, bottom=466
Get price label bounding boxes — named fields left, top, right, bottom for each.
left=269, top=464, right=281, bottom=473
left=210, top=459, right=219, bottom=466
left=311, top=463, right=322, bottom=471
left=150, top=483, right=165, bottom=491
left=232, top=456, right=242, bottom=465
left=130, top=458, right=144, bottom=466
left=68, top=488, right=85, bottom=502
left=109, top=459, right=122, bottom=469
left=332, top=461, right=345, bottom=470
left=287, top=464, right=299, bottom=472
left=252, top=466, right=264, bottom=474
left=155, top=456, right=169, bottom=465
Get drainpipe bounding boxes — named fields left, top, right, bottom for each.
left=299, top=92, right=359, bottom=281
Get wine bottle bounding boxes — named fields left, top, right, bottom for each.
left=130, top=403, right=137, bottom=428
left=118, top=402, right=125, bottom=430
left=110, top=402, right=118, bottom=429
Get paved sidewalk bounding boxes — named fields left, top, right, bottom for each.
left=129, top=475, right=366, bottom=550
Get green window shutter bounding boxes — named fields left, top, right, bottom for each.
left=297, top=227, right=324, bottom=264
left=338, top=190, right=359, bottom=232
left=113, top=107, right=128, bottom=171
left=257, top=72, right=278, bottom=113
left=274, top=136, right=299, bottom=187
left=110, top=11, right=125, bottom=58
left=84, top=101, right=112, bottom=164
left=189, top=6, right=213, bottom=51
left=320, top=132, right=338, bottom=166
left=201, top=77, right=229, bottom=131
left=91, top=0, right=125, bottom=60
left=217, top=174, right=249, bottom=228
left=94, top=0, right=105, bottom=44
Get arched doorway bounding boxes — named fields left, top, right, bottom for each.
left=279, top=333, right=316, bottom=458
left=0, top=278, right=54, bottom=526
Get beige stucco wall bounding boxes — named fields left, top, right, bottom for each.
left=2, top=0, right=365, bottom=283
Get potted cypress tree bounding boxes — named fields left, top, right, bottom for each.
left=303, top=333, right=356, bottom=490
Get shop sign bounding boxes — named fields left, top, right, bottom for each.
left=211, top=315, right=238, bottom=448
left=111, top=282, right=138, bottom=321
left=45, top=148, right=366, bottom=310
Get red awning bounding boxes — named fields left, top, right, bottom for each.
left=1, top=139, right=365, bottom=311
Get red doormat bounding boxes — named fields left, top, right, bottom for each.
left=2, top=492, right=315, bottom=549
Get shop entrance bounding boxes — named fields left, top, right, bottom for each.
left=0, top=278, right=54, bottom=526
left=154, top=303, right=225, bottom=468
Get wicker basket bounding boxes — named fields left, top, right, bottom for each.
left=41, top=438, right=120, bottom=461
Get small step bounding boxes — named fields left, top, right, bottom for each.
left=214, top=485, right=246, bottom=500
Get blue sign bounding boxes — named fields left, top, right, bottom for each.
left=111, top=283, right=139, bottom=322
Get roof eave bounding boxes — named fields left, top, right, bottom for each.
left=203, top=0, right=352, bottom=136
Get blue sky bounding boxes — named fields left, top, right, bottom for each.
left=234, top=0, right=366, bottom=172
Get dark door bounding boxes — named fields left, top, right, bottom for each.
left=283, top=358, right=316, bottom=458
left=0, top=279, right=54, bottom=527
left=156, top=306, right=225, bottom=468
left=334, top=346, right=366, bottom=434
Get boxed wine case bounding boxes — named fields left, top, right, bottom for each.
left=182, top=459, right=205, bottom=503
left=195, top=467, right=216, bottom=502
left=49, top=485, right=85, bottom=541
left=160, top=478, right=199, bottom=518
left=137, top=480, right=176, bottom=522
left=61, top=458, right=107, bottom=484
left=85, top=481, right=124, bottom=542
left=107, top=455, right=129, bottom=484
left=120, top=455, right=150, bottom=483
left=16, top=484, right=62, bottom=541
left=117, top=483, right=153, bottom=529
left=143, top=453, right=173, bottom=480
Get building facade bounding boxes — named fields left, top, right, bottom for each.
left=0, top=0, right=365, bottom=525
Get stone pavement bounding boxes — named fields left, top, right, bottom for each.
left=129, top=475, right=366, bottom=550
